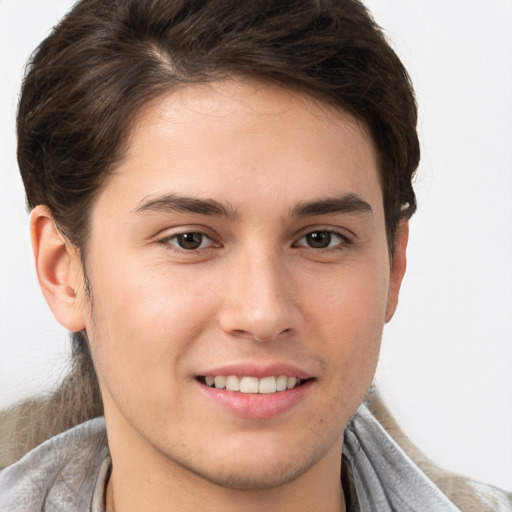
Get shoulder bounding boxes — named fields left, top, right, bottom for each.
left=363, top=390, right=512, bottom=512
left=0, top=417, right=109, bottom=512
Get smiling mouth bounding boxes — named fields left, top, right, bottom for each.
left=198, top=375, right=308, bottom=394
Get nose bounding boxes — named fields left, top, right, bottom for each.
left=218, top=250, right=303, bottom=342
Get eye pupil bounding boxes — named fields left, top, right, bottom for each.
left=306, top=231, right=331, bottom=249
left=177, top=233, right=203, bottom=250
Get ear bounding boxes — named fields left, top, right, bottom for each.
left=385, top=220, right=409, bottom=323
left=30, top=205, right=86, bottom=332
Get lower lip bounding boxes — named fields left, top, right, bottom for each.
left=196, top=379, right=314, bottom=420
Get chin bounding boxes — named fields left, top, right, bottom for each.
left=187, top=456, right=315, bottom=491
left=166, top=433, right=336, bottom=491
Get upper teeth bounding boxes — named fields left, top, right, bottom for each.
left=204, top=375, right=302, bottom=393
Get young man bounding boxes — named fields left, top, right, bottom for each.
left=0, top=1, right=510, bottom=511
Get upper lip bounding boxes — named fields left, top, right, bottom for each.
left=198, top=362, right=313, bottom=380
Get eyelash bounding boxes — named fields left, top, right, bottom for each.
left=159, top=228, right=352, bottom=254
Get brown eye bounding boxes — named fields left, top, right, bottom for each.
left=176, top=233, right=203, bottom=249
left=167, top=232, right=211, bottom=250
left=296, top=231, right=346, bottom=249
left=306, top=231, right=332, bottom=248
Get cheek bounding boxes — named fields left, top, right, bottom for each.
left=298, top=283, right=384, bottom=444
left=309, top=264, right=388, bottom=390
left=310, top=261, right=389, bottom=337
left=83, top=255, right=217, bottom=403
left=91, top=250, right=213, bottom=334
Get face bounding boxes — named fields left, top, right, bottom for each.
left=72, top=80, right=405, bottom=489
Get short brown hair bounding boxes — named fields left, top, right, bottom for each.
left=18, top=0, right=419, bottom=256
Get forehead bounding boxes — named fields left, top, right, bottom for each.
left=98, top=80, right=382, bottom=219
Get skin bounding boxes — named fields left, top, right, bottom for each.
left=32, top=80, right=408, bottom=512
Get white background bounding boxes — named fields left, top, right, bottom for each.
left=1, top=0, right=511, bottom=490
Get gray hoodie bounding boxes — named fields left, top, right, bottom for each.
left=0, top=405, right=504, bottom=511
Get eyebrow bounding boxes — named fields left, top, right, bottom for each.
left=132, top=192, right=372, bottom=220
left=292, top=194, right=372, bottom=217
left=132, top=193, right=238, bottom=219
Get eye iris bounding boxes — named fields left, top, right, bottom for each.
left=177, top=233, right=203, bottom=250
left=306, top=231, right=331, bottom=249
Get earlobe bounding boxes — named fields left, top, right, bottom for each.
left=385, top=220, right=409, bottom=323
left=30, top=205, right=86, bottom=332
